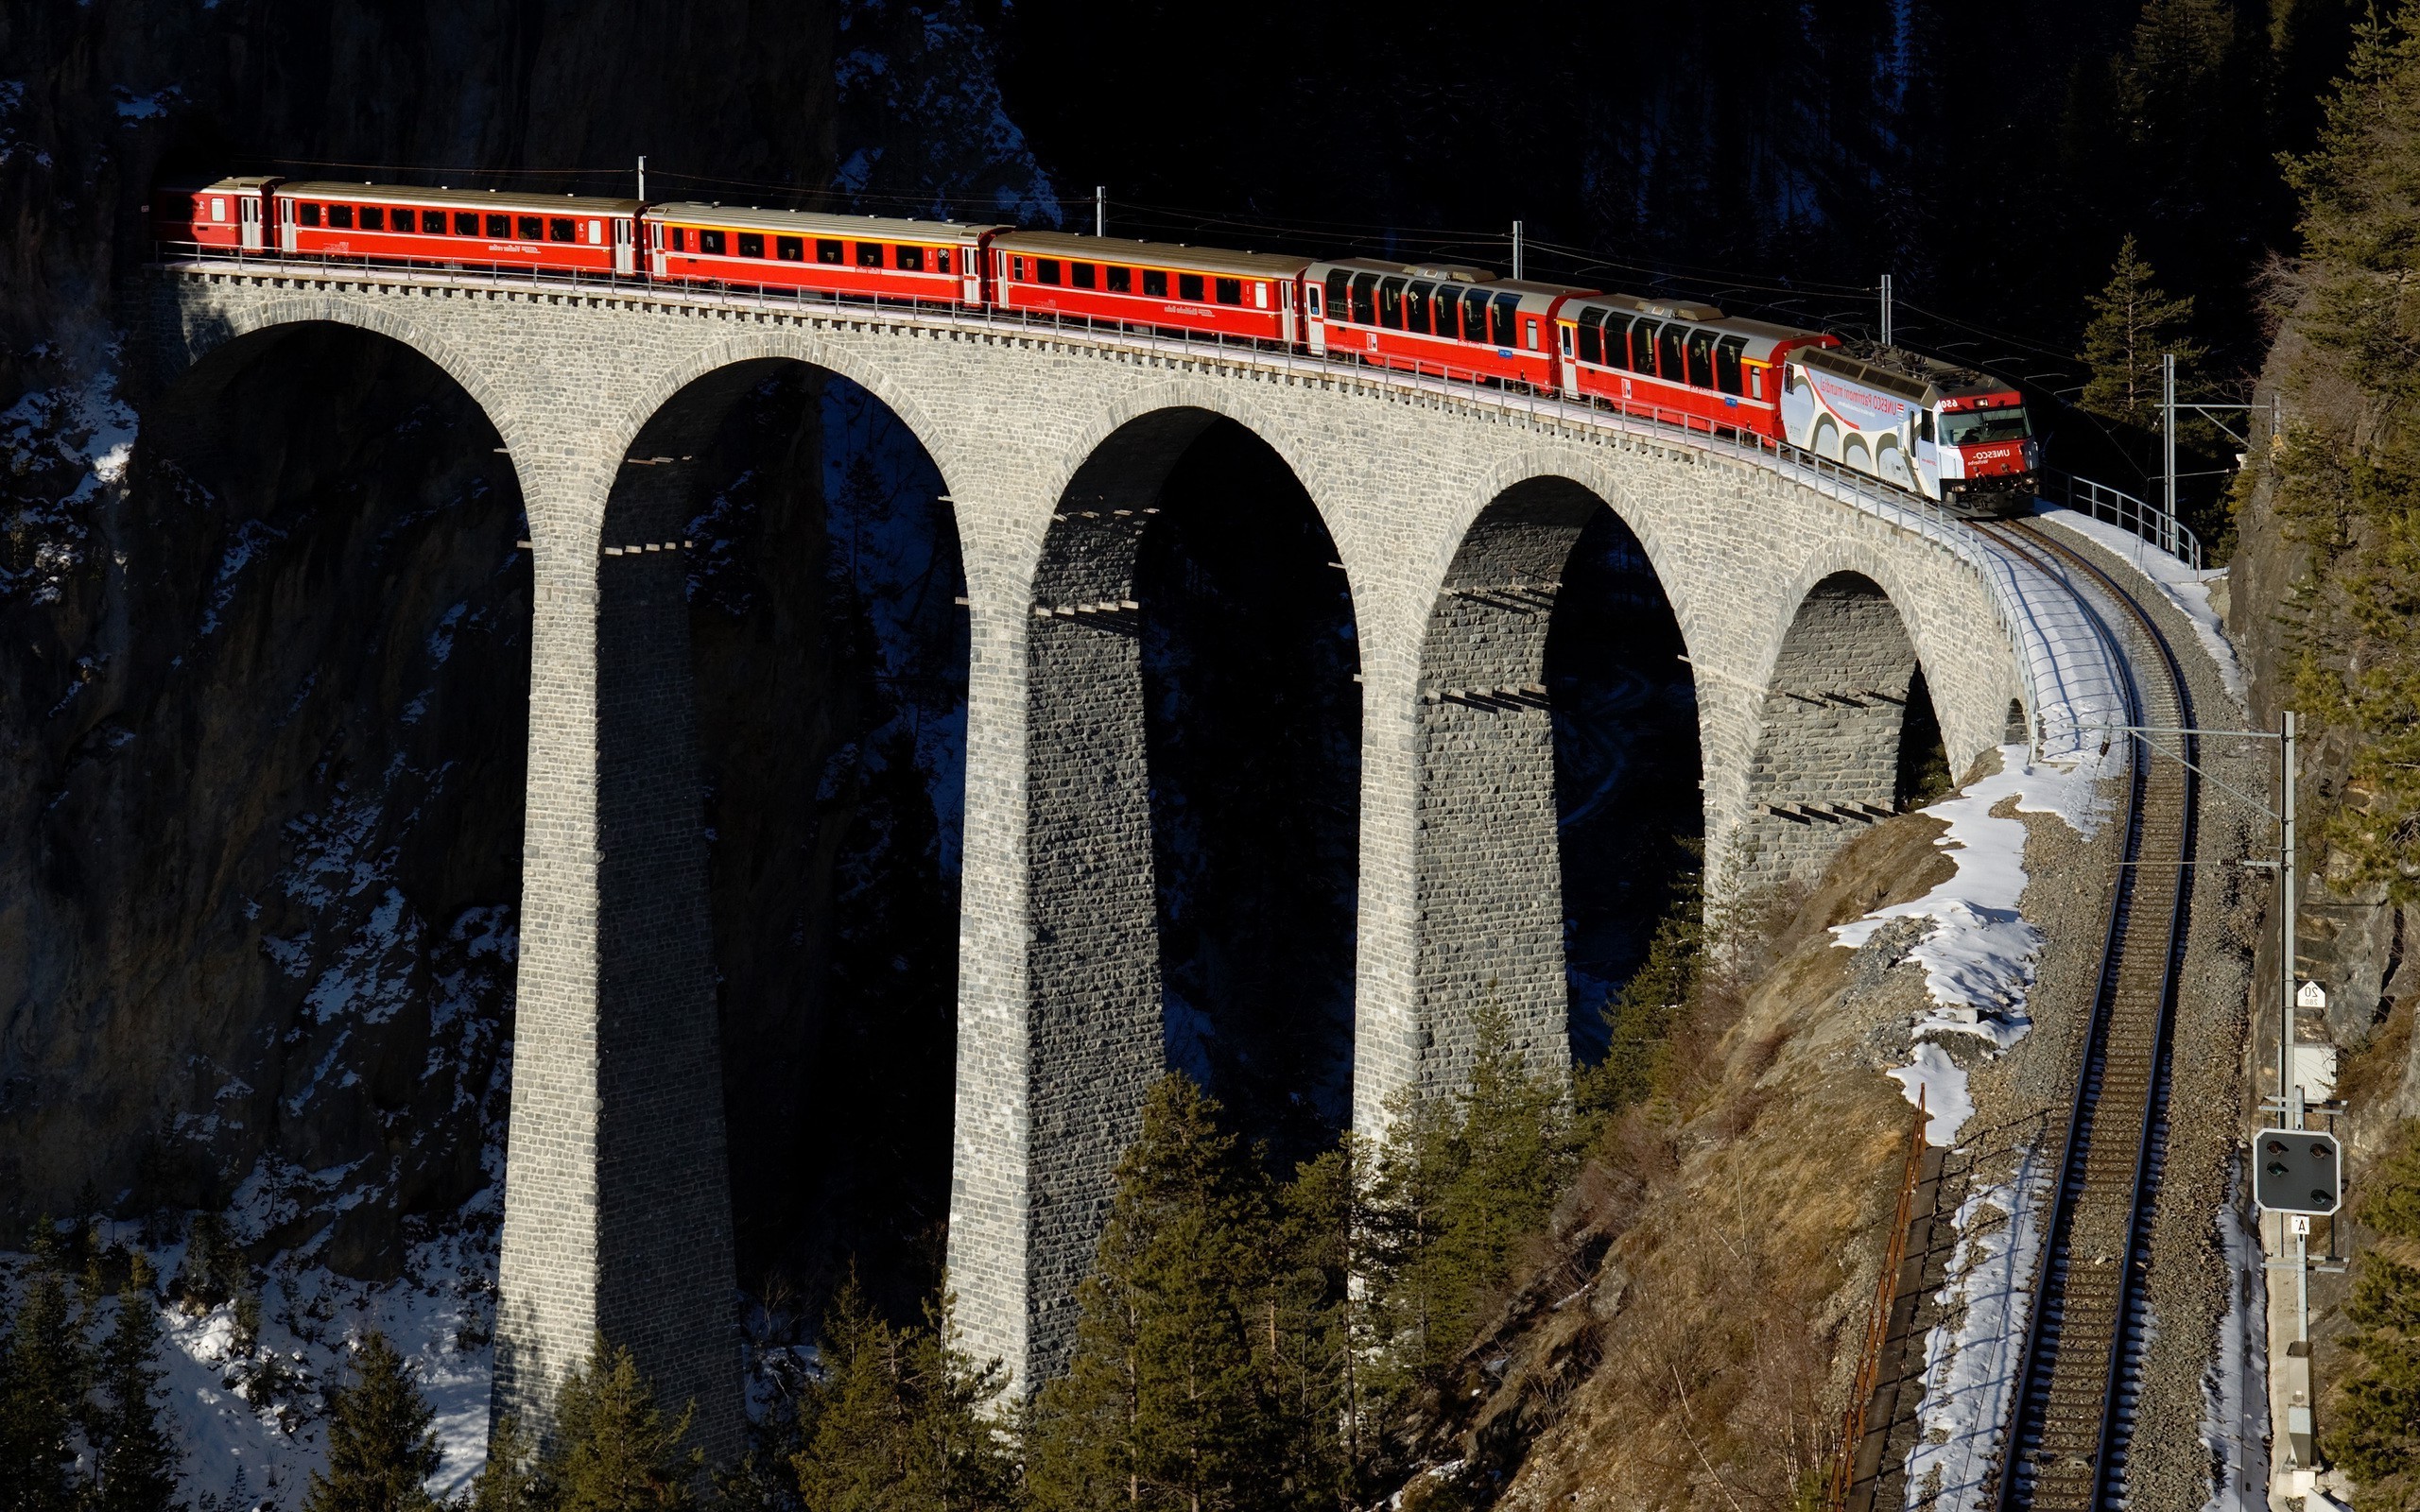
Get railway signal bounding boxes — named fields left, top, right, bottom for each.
left=2254, top=1128, right=2342, bottom=1216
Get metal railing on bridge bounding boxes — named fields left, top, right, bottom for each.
left=2035, top=469, right=2204, bottom=573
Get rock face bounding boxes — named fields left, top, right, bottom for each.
left=0, top=0, right=1045, bottom=1287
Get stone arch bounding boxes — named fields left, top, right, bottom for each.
left=1735, top=570, right=1934, bottom=895
left=155, top=296, right=524, bottom=472
left=1019, top=403, right=1358, bottom=1377
left=1408, top=473, right=1701, bottom=1088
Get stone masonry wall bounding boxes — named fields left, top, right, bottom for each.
left=146, top=266, right=2024, bottom=1400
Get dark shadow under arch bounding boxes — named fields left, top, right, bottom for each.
left=606, top=358, right=970, bottom=1333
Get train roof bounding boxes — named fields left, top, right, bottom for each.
left=1310, top=257, right=1596, bottom=301
left=1565, top=293, right=1827, bottom=362
left=163, top=176, right=282, bottom=194
left=283, top=180, right=641, bottom=214
left=647, top=201, right=1009, bottom=241
left=993, top=231, right=1311, bottom=277
left=1800, top=343, right=2014, bottom=403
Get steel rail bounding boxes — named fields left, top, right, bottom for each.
left=1979, top=521, right=2198, bottom=1512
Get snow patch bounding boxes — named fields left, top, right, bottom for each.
left=1837, top=744, right=2114, bottom=1095
left=1902, top=1148, right=2053, bottom=1512
left=2037, top=508, right=2245, bottom=705
left=2201, top=1177, right=2271, bottom=1512
left=1885, top=1043, right=1976, bottom=1148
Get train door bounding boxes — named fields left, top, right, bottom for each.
left=648, top=220, right=666, bottom=278
left=614, top=217, right=636, bottom=276
left=1304, top=278, right=1327, bottom=355
left=962, top=241, right=982, bottom=304
left=276, top=196, right=297, bottom=253
left=239, top=194, right=264, bottom=252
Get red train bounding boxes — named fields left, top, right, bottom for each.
left=154, top=176, right=2039, bottom=513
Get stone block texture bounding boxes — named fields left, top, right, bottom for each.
left=148, top=267, right=2026, bottom=1402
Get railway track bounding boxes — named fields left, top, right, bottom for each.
left=1979, top=521, right=2200, bottom=1512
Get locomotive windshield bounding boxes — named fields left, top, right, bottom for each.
left=1941, top=406, right=2031, bottom=445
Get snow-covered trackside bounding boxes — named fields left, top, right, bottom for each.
left=2036, top=507, right=2246, bottom=707
left=1837, top=742, right=2114, bottom=1144
left=2201, top=1177, right=2271, bottom=1512
left=1901, top=1150, right=2054, bottom=1512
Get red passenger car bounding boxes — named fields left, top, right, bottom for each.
left=1555, top=296, right=1837, bottom=438
left=646, top=204, right=1007, bottom=304
left=154, top=177, right=282, bottom=253
left=272, top=182, right=641, bottom=274
left=1305, top=259, right=1591, bottom=389
left=989, top=232, right=1309, bottom=343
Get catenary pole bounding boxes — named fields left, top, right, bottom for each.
left=2163, top=352, right=2179, bottom=528
left=1096, top=185, right=1105, bottom=238
left=1512, top=220, right=1523, bottom=282
left=637, top=156, right=647, bottom=202
left=1880, top=273, right=1893, bottom=348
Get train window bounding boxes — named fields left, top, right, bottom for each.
left=1324, top=271, right=1351, bottom=323
left=664, top=225, right=683, bottom=250
left=1577, top=309, right=1603, bottom=366
left=897, top=245, right=925, bottom=271
left=1560, top=323, right=1574, bottom=356
left=1071, top=261, right=1095, bottom=288
left=698, top=228, right=724, bottom=254
left=455, top=212, right=479, bottom=235
left=856, top=241, right=884, bottom=267
left=1493, top=293, right=1521, bottom=348
left=737, top=232, right=765, bottom=257
left=1602, top=315, right=1634, bottom=369
left=1215, top=277, right=1242, bottom=305
left=1715, top=335, right=1747, bottom=395
left=1686, top=330, right=1717, bottom=387
left=1406, top=281, right=1433, bottom=332
left=211, top=197, right=229, bottom=222
left=298, top=202, right=322, bottom=228
left=1375, top=277, right=1404, bottom=329
left=1255, top=282, right=1270, bottom=308
left=1524, top=318, right=1540, bottom=351
left=1179, top=272, right=1204, bottom=301
left=547, top=217, right=574, bottom=243
left=777, top=235, right=804, bottom=261
left=1107, top=265, right=1132, bottom=292
left=935, top=248, right=952, bottom=273
left=417, top=210, right=441, bottom=233
left=818, top=239, right=843, bottom=264
left=1037, top=258, right=1062, bottom=285
left=1350, top=272, right=1378, bottom=326
left=490, top=214, right=511, bottom=238
left=1918, top=410, right=1934, bottom=442
left=1307, top=284, right=1322, bottom=316
left=1658, top=324, right=1686, bottom=380
left=521, top=216, right=545, bottom=242
left=588, top=219, right=603, bottom=244
left=359, top=206, right=385, bottom=232
left=1630, top=319, right=1659, bottom=375
left=1143, top=268, right=1168, bottom=297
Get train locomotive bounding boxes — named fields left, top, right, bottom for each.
left=155, top=176, right=2040, bottom=515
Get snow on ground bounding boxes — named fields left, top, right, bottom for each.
left=2201, top=1171, right=2271, bottom=1512
left=1836, top=742, right=2115, bottom=1144
left=1902, top=1148, right=2053, bottom=1512
left=2037, top=507, right=2247, bottom=707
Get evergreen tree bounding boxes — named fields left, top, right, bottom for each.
left=791, top=1280, right=1016, bottom=1511
left=1364, top=1004, right=1576, bottom=1397
left=3, top=1223, right=91, bottom=1512
left=2327, top=1119, right=2420, bottom=1507
left=466, top=1413, right=544, bottom=1512
left=1578, top=868, right=1703, bottom=1123
left=304, top=1332, right=442, bottom=1512
left=541, top=1336, right=701, bottom=1512
left=87, top=1252, right=179, bottom=1512
left=1265, top=1146, right=1363, bottom=1505
left=1025, top=1074, right=1288, bottom=1512
left=2078, top=233, right=2204, bottom=429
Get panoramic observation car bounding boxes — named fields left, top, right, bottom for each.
left=1778, top=345, right=2039, bottom=513
left=273, top=182, right=642, bottom=274
left=989, top=232, right=1311, bottom=343
left=647, top=204, right=1008, bottom=303
left=1557, top=295, right=1839, bottom=438
left=1305, top=259, right=1591, bottom=389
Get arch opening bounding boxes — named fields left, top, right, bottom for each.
left=603, top=359, right=969, bottom=1336
left=7, top=322, right=529, bottom=1269
left=1738, top=571, right=1945, bottom=898
left=1412, top=477, right=1700, bottom=1087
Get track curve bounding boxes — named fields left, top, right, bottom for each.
left=1979, top=520, right=2201, bottom=1512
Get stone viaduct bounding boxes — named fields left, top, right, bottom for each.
left=142, top=260, right=2052, bottom=1460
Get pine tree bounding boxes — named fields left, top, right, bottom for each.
left=2078, top=234, right=2204, bottom=429
left=303, top=1331, right=442, bottom=1512
left=87, top=1252, right=179, bottom=1512
left=466, top=1413, right=544, bottom=1512
left=542, top=1335, right=701, bottom=1512
left=3, top=1222, right=91, bottom=1512
left=1025, top=1074, right=1288, bottom=1512
left=2326, top=1118, right=2420, bottom=1507
left=1364, top=1004, right=1576, bottom=1397
left=791, top=1280, right=1017, bottom=1511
